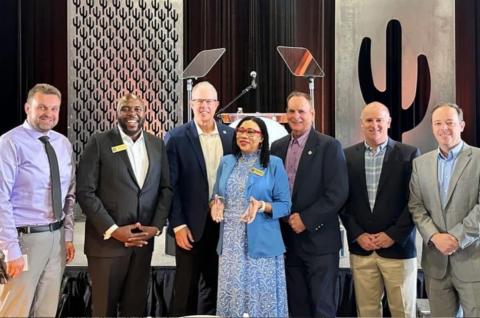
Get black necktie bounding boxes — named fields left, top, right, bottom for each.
left=39, top=136, right=62, bottom=220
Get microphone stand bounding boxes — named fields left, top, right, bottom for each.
left=308, top=77, right=315, bottom=129
left=216, top=83, right=256, bottom=117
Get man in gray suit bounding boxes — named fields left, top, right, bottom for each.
left=409, top=103, right=480, bottom=317
left=77, top=93, right=172, bottom=317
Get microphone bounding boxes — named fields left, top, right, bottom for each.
left=250, top=71, right=257, bottom=89
left=216, top=70, right=257, bottom=117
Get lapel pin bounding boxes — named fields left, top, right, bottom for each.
left=222, top=130, right=227, bottom=134
left=308, top=150, right=313, bottom=155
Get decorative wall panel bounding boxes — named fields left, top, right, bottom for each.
left=68, top=0, right=183, bottom=160
left=335, top=0, right=455, bottom=152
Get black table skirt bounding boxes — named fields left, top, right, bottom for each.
left=57, top=266, right=426, bottom=317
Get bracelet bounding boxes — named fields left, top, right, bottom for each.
left=258, top=200, right=266, bottom=213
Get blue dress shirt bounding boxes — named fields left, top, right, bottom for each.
left=437, top=141, right=464, bottom=208
left=0, top=121, right=75, bottom=261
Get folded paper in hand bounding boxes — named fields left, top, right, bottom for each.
left=0, top=251, right=9, bottom=284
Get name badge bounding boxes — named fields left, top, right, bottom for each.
left=111, top=144, right=128, bottom=153
left=251, top=167, right=265, bottom=176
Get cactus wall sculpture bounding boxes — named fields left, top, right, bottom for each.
left=358, top=19, right=431, bottom=141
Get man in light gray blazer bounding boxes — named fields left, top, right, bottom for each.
left=409, top=103, right=480, bottom=317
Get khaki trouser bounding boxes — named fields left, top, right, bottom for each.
left=351, top=252, right=417, bottom=318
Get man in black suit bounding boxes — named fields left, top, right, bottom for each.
left=271, top=91, right=348, bottom=317
left=166, top=81, right=234, bottom=316
left=77, top=93, right=172, bottom=317
left=341, top=102, right=419, bottom=317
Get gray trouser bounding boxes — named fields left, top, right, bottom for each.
left=426, top=270, right=480, bottom=318
left=0, top=229, right=65, bottom=317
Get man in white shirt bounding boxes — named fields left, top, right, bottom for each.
left=165, top=82, right=234, bottom=316
left=77, top=93, right=172, bottom=317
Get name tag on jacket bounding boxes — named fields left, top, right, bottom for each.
left=251, top=167, right=265, bottom=176
left=111, top=144, right=128, bottom=153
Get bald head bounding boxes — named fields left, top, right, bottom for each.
left=360, top=102, right=391, bottom=148
left=192, top=81, right=218, bottom=100
left=360, top=102, right=390, bottom=120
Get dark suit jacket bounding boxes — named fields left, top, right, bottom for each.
left=165, top=121, right=234, bottom=241
left=77, top=127, right=173, bottom=257
left=271, top=128, right=348, bottom=256
left=341, top=138, right=419, bottom=259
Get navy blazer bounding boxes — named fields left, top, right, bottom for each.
left=341, top=138, right=419, bottom=259
left=214, top=154, right=291, bottom=258
left=165, top=120, right=234, bottom=241
left=271, top=129, right=349, bottom=256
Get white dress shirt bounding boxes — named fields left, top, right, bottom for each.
left=104, top=126, right=149, bottom=239
left=173, top=121, right=223, bottom=234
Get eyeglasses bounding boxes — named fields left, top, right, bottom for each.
left=191, top=99, right=217, bottom=105
left=236, top=127, right=262, bottom=138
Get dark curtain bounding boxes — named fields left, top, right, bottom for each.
left=4, top=0, right=479, bottom=142
left=184, top=0, right=335, bottom=134
left=57, top=266, right=427, bottom=317
left=3, top=0, right=335, bottom=135
left=456, top=0, right=480, bottom=146
left=0, top=0, right=68, bottom=135
left=0, top=0, right=22, bottom=134
left=20, top=0, right=68, bottom=134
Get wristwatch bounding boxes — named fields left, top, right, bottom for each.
left=258, top=200, right=266, bottom=213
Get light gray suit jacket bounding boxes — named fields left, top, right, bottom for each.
left=409, top=143, right=480, bottom=281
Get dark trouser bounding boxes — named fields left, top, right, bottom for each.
left=170, top=218, right=219, bottom=317
left=286, top=251, right=339, bottom=318
left=87, top=247, right=152, bottom=317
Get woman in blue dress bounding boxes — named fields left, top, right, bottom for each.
left=211, top=116, right=291, bottom=317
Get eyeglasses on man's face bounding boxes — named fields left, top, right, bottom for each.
left=236, top=127, right=262, bottom=138
left=191, top=99, right=217, bottom=106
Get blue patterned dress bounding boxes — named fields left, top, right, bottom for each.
left=216, top=152, right=288, bottom=317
